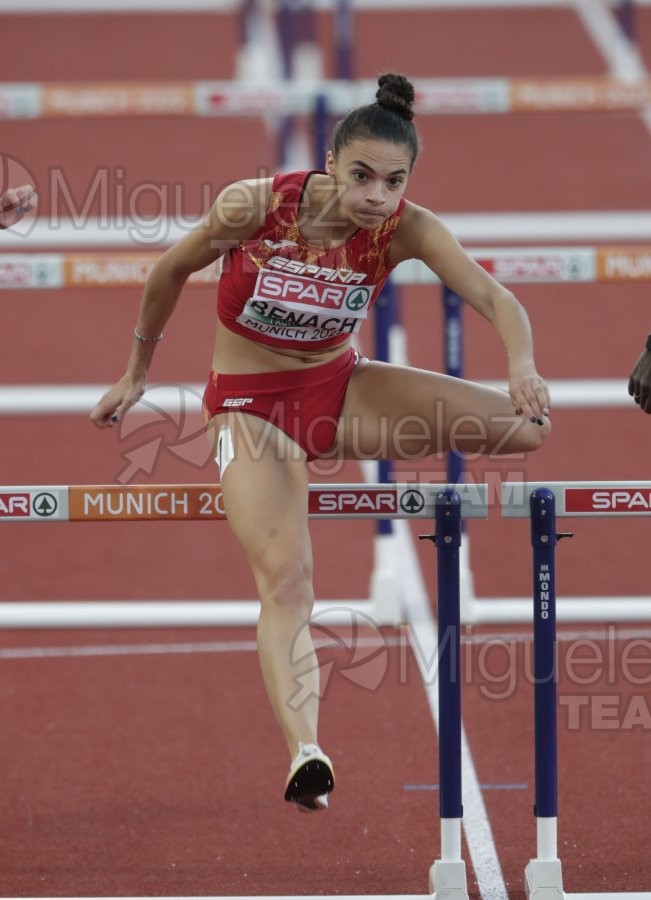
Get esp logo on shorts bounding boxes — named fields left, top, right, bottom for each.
left=223, top=398, right=253, bottom=408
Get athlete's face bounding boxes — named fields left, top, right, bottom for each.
left=326, top=138, right=412, bottom=229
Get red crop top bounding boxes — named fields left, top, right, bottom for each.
left=216, top=170, right=405, bottom=350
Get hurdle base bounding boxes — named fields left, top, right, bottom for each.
left=429, top=860, right=469, bottom=899
left=525, top=858, right=565, bottom=899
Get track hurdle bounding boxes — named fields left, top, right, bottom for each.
left=1, top=480, right=650, bottom=897
left=419, top=486, right=562, bottom=900
left=506, top=483, right=651, bottom=900
left=420, top=489, right=468, bottom=900
left=0, top=481, right=488, bottom=629
left=526, top=488, right=565, bottom=899
left=420, top=482, right=651, bottom=900
left=1, top=481, right=650, bottom=632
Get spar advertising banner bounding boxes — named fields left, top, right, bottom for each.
left=0, top=488, right=68, bottom=521
left=502, top=483, right=651, bottom=517
left=4, top=484, right=651, bottom=522
left=0, top=484, right=490, bottom=522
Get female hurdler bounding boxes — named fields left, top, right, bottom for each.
left=92, top=74, right=551, bottom=812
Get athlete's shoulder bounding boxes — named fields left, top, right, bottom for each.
left=391, top=200, right=452, bottom=264
left=267, top=169, right=318, bottom=213
left=397, top=199, right=441, bottom=229
left=205, top=177, right=273, bottom=236
left=271, top=170, right=313, bottom=191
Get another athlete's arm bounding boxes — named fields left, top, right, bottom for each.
left=628, top=334, right=651, bottom=414
left=91, top=178, right=272, bottom=427
left=393, top=202, right=550, bottom=422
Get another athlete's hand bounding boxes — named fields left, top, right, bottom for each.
left=509, top=368, right=551, bottom=424
left=0, top=185, right=37, bottom=229
left=90, top=374, right=146, bottom=428
left=628, top=348, right=651, bottom=414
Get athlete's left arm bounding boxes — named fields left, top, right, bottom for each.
left=392, top=202, right=550, bottom=420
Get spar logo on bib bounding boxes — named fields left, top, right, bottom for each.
left=254, top=269, right=372, bottom=311
left=345, top=287, right=372, bottom=311
left=237, top=267, right=376, bottom=342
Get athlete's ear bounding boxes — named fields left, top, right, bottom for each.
left=325, top=151, right=336, bottom=176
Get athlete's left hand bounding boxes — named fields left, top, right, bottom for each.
left=509, top=369, right=551, bottom=423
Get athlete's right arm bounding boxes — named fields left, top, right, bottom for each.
left=90, top=178, right=273, bottom=428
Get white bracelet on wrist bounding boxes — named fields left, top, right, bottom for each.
left=134, top=328, right=163, bottom=344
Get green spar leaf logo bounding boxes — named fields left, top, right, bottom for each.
left=34, top=262, right=52, bottom=284
left=345, top=287, right=371, bottom=311
left=566, top=256, right=585, bottom=280
left=32, top=492, right=58, bottom=518
left=400, top=489, right=425, bottom=515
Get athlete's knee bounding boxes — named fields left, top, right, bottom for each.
left=485, top=413, right=551, bottom=455
left=513, top=415, right=552, bottom=453
left=255, top=555, right=314, bottom=614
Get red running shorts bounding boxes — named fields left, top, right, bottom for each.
left=202, top=347, right=359, bottom=461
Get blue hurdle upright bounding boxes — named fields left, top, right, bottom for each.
left=525, top=488, right=566, bottom=899
left=421, top=490, right=467, bottom=899
left=426, top=487, right=567, bottom=899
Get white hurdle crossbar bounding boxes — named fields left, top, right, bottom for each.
left=0, top=481, right=487, bottom=629
left=463, top=482, right=651, bottom=626
left=1, top=481, right=650, bottom=629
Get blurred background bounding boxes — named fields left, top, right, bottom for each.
left=0, top=0, right=649, bottom=602
left=1, top=5, right=651, bottom=898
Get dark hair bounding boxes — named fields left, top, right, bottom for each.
left=330, top=73, right=420, bottom=168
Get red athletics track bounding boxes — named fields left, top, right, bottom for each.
left=1, top=5, right=651, bottom=898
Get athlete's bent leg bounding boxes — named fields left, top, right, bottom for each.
left=334, top=361, right=551, bottom=459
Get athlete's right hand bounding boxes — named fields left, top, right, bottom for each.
left=90, top=375, right=146, bottom=428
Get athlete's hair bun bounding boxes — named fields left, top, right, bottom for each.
left=329, top=71, right=420, bottom=166
left=376, top=73, right=416, bottom=121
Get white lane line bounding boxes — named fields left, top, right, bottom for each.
left=575, top=0, right=651, bottom=132
left=3, top=625, right=647, bottom=661
left=0, top=639, right=259, bottom=659
left=575, top=0, right=646, bottom=82
left=0, top=634, right=402, bottom=661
